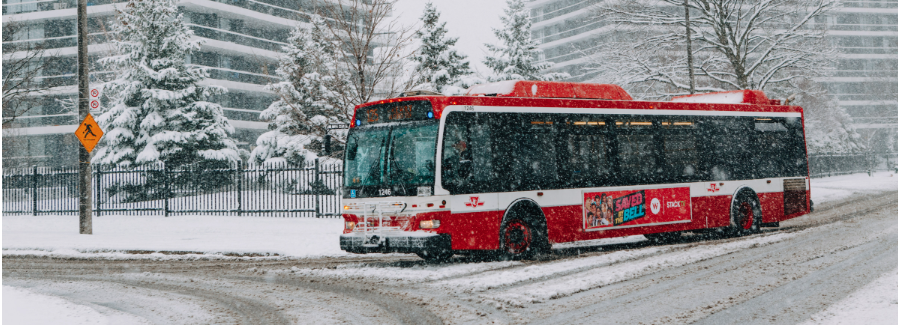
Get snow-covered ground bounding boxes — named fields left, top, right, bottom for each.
left=801, top=266, right=898, bottom=325
left=810, top=171, right=898, bottom=204
left=4, top=172, right=898, bottom=323
left=2, top=215, right=347, bottom=258
left=2, top=286, right=151, bottom=325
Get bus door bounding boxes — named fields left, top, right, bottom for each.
left=442, top=112, right=499, bottom=212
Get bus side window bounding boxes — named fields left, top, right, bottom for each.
left=616, top=119, right=657, bottom=185
left=564, top=116, right=611, bottom=187
left=513, top=115, right=559, bottom=191
left=660, top=119, right=699, bottom=183
left=441, top=112, right=494, bottom=193
left=706, top=118, right=752, bottom=181
left=441, top=113, right=470, bottom=191
left=467, top=116, right=494, bottom=189
left=753, top=118, right=805, bottom=177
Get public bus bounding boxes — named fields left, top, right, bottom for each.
left=339, top=80, right=811, bottom=260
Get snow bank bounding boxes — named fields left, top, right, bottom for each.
left=2, top=215, right=347, bottom=258
left=801, top=266, right=898, bottom=325
left=2, top=286, right=144, bottom=325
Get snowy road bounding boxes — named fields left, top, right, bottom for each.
left=5, top=190, right=898, bottom=324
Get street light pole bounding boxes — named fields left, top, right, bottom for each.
left=77, top=0, right=92, bottom=234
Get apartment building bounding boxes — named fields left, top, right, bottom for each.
left=527, top=0, right=898, bottom=138
left=2, top=0, right=316, bottom=167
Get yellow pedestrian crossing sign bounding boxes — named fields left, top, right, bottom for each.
left=75, top=114, right=103, bottom=152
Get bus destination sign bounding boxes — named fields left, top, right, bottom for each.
left=356, top=100, right=433, bottom=125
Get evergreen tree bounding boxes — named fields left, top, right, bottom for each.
left=93, top=0, right=238, bottom=170
left=411, top=3, right=472, bottom=94
left=484, top=0, right=567, bottom=82
left=251, top=16, right=343, bottom=166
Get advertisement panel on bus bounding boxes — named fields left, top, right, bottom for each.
left=582, top=187, right=691, bottom=230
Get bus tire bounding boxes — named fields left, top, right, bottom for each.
left=729, top=189, right=762, bottom=236
left=500, top=203, right=549, bottom=260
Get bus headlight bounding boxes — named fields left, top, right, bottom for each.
left=345, top=221, right=356, bottom=230
left=419, top=220, right=440, bottom=229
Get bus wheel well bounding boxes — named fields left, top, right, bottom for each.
left=501, top=199, right=550, bottom=258
left=729, top=187, right=762, bottom=236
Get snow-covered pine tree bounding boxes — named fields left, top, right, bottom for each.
left=411, top=2, right=472, bottom=94
left=251, top=15, right=343, bottom=166
left=93, top=0, right=238, bottom=171
left=484, top=0, right=567, bottom=82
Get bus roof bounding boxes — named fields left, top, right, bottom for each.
left=351, top=81, right=800, bottom=126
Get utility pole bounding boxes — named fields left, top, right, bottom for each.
left=77, top=0, right=92, bottom=234
left=685, top=0, right=695, bottom=94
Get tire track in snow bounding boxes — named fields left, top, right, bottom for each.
left=480, top=231, right=803, bottom=306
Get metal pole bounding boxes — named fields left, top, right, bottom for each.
left=164, top=165, right=170, bottom=217
left=236, top=161, right=243, bottom=216
left=95, top=165, right=101, bottom=217
left=77, top=0, right=92, bottom=234
left=684, top=0, right=695, bottom=94
left=315, top=158, right=320, bottom=218
left=32, top=165, right=38, bottom=216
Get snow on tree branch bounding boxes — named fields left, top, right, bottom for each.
left=485, top=0, right=569, bottom=82
left=588, top=0, right=837, bottom=99
left=93, top=0, right=239, bottom=170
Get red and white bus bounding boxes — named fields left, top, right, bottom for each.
left=340, top=80, right=811, bottom=260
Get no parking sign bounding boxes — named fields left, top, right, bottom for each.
left=90, top=88, right=101, bottom=110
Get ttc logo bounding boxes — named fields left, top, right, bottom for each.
left=707, top=184, right=721, bottom=193
left=465, top=196, right=485, bottom=208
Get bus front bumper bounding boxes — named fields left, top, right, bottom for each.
left=339, top=232, right=451, bottom=254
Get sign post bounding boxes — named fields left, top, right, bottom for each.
left=77, top=0, right=91, bottom=234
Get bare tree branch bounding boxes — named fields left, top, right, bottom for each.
left=587, top=0, right=837, bottom=99
left=314, top=0, right=417, bottom=118
left=2, top=19, right=56, bottom=127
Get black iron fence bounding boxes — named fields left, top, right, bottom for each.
left=5, top=152, right=898, bottom=216
left=808, top=152, right=898, bottom=178
left=2, top=160, right=343, bottom=217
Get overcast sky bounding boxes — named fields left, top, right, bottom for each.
left=393, top=0, right=508, bottom=76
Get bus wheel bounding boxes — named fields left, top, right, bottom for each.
left=501, top=218, right=534, bottom=259
left=501, top=218, right=549, bottom=260
left=729, top=191, right=762, bottom=236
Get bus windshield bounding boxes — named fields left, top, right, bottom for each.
left=344, top=122, right=438, bottom=197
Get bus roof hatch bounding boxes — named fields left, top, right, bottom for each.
left=465, top=80, right=632, bottom=101
left=670, top=90, right=782, bottom=105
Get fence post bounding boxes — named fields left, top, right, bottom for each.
left=163, top=164, right=170, bottom=217
left=95, top=165, right=101, bottom=217
left=32, top=165, right=38, bottom=216
left=315, top=158, right=320, bottom=218
left=236, top=161, right=243, bottom=216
